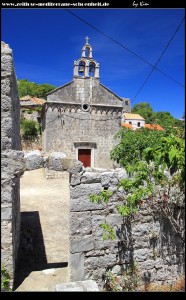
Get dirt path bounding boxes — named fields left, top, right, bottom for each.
left=14, top=168, right=70, bottom=291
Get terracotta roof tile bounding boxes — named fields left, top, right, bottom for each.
left=145, top=124, right=164, bottom=131
left=121, top=122, right=133, bottom=129
left=32, top=97, right=46, bottom=104
left=20, top=96, right=46, bottom=104
left=20, top=95, right=32, bottom=101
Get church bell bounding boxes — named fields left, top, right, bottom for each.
left=79, top=66, right=84, bottom=72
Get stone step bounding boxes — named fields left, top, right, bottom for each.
left=55, top=280, right=99, bottom=291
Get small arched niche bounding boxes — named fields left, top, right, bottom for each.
left=85, top=46, right=91, bottom=58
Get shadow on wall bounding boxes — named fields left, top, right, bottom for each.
left=116, top=220, right=134, bottom=271
left=159, top=214, right=185, bottom=273
left=13, top=211, right=67, bottom=290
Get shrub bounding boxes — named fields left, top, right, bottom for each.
left=20, top=118, right=39, bottom=140
left=1, top=264, right=11, bottom=292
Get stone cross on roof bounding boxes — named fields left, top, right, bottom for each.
left=85, top=36, right=89, bottom=44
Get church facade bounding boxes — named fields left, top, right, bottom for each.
left=42, top=37, right=131, bottom=168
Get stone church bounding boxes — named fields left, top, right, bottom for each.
left=42, top=37, right=131, bottom=168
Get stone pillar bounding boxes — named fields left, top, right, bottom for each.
left=89, top=50, right=92, bottom=59
left=84, top=62, right=89, bottom=77
left=1, top=41, right=24, bottom=288
left=81, top=47, right=86, bottom=58
left=94, top=64, right=100, bottom=78
left=73, top=61, right=79, bottom=76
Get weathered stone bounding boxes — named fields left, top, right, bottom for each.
left=55, top=280, right=99, bottom=291
left=85, top=250, right=105, bottom=257
left=156, top=268, right=169, bottom=281
left=109, top=190, right=125, bottom=203
left=70, top=236, right=94, bottom=253
left=1, top=117, right=12, bottom=137
left=47, top=152, right=66, bottom=171
left=1, top=151, right=24, bottom=178
left=132, top=223, right=150, bottom=236
left=106, top=214, right=123, bottom=227
left=70, top=197, right=105, bottom=212
left=101, top=172, right=118, bottom=187
left=98, top=254, right=117, bottom=268
left=1, top=78, right=11, bottom=95
left=70, top=183, right=102, bottom=199
left=133, top=239, right=150, bottom=250
left=91, top=214, right=106, bottom=238
left=24, top=150, right=44, bottom=170
left=154, top=259, right=164, bottom=269
left=1, top=186, right=13, bottom=203
left=1, top=207, right=12, bottom=220
left=81, top=172, right=101, bottom=184
left=112, top=265, right=121, bottom=274
left=84, top=257, right=99, bottom=269
left=117, top=168, right=128, bottom=180
left=141, top=259, right=155, bottom=270
left=68, top=160, right=83, bottom=174
left=1, top=221, right=12, bottom=243
left=94, top=239, right=116, bottom=251
left=87, top=270, right=107, bottom=289
left=134, top=249, right=150, bottom=262
left=70, top=212, right=92, bottom=235
left=70, top=253, right=84, bottom=281
left=70, top=172, right=81, bottom=186
left=91, top=167, right=108, bottom=173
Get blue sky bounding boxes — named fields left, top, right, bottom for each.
left=1, top=8, right=185, bottom=119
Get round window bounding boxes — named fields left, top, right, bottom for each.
left=82, top=104, right=90, bottom=112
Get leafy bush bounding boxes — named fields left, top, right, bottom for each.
left=1, top=264, right=11, bottom=292
left=20, top=118, right=39, bottom=140
left=90, top=127, right=185, bottom=242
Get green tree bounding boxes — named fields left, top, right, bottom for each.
left=131, top=102, right=156, bottom=123
left=155, top=111, right=175, bottom=129
left=18, top=79, right=56, bottom=99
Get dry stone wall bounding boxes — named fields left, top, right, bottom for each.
left=1, top=42, right=24, bottom=284
left=69, top=167, right=185, bottom=289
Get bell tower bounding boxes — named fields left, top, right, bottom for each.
left=73, top=37, right=100, bottom=78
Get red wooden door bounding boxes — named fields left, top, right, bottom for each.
left=78, top=149, right=91, bottom=167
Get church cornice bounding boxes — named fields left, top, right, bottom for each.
left=45, top=102, right=123, bottom=116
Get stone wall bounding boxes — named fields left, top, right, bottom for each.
left=21, top=109, right=40, bottom=122
left=69, top=167, right=185, bottom=289
left=21, top=136, right=42, bottom=151
left=1, top=42, right=24, bottom=284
